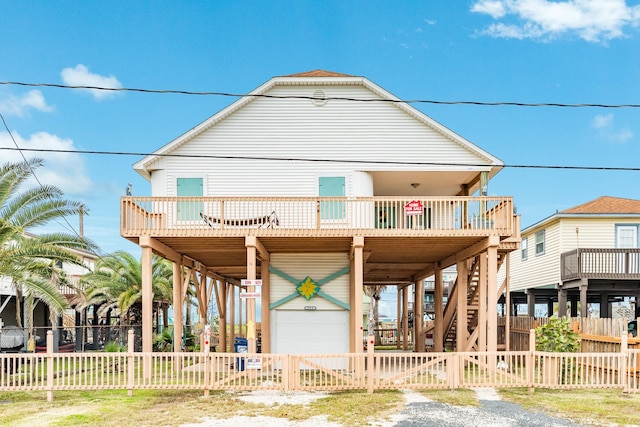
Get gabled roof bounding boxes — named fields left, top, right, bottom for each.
left=285, top=69, right=354, bottom=78
left=523, top=196, right=640, bottom=233
left=134, top=71, right=503, bottom=179
left=561, top=196, right=640, bottom=214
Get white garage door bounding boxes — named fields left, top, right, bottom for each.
left=272, top=310, right=349, bottom=354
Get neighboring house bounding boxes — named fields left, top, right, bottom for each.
left=510, top=196, right=640, bottom=319
left=122, top=70, right=520, bottom=355
left=0, top=244, right=97, bottom=350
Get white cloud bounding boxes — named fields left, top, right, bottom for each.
left=471, top=0, right=640, bottom=42
left=60, top=64, right=123, bottom=100
left=592, top=113, right=613, bottom=129
left=472, top=0, right=507, bottom=19
left=0, top=90, right=53, bottom=117
left=592, top=113, right=633, bottom=142
left=0, top=131, right=94, bottom=195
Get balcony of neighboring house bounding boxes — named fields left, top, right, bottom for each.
left=561, top=248, right=640, bottom=281
left=120, top=195, right=516, bottom=239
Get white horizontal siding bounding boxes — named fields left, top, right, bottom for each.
left=510, top=221, right=561, bottom=292
left=269, top=253, right=350, bottom=311
left=560, top=217, right=640, bottom=250
left=153, top=84, right=488, bottom=197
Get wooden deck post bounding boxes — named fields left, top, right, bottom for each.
left=456, top=260, right=468, bottom=351
left=140, top=238, right=153, bottom=379
left=487, top=245, right=498, bottom=352
left=351, top=237, right=364, bottom=353
left=172, top=262, right=183, bottom=355
left=396, top=287, right=402, bottom=350
left=402, top=285, right=409, bottom=350
left=478, top=252, right=487, bottom=352
left=434, top=268, right=444, bottom=352
left=245, top=237, right=258, bottom=353
left=261, top=257, right=271, bottom=353
left=414, top=279, right=424, bottom=352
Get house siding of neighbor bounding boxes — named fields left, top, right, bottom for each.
left=124, top=70, right=520, bottom=357
left=509, top=196, right=640, bottom=318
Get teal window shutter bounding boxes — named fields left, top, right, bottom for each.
left=319, top=176, right=345, bottom=220
left=177, top=178, right=203, bottom=220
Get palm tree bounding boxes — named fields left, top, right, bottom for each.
left=0, top=158, right=96, bottom=331
left=82, top=250, right=173, bottom=348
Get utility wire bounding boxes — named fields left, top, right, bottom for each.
left=0, top=146, right=638, bottom=171
left=0, top=80, right=638, bottom=108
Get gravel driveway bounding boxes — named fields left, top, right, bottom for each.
left=181, top=388, right=588, bottom=427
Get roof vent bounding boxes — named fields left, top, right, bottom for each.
left=311, top=89, right=327, bottom=106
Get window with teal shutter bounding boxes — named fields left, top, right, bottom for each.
left=319, top=176, right=345, bottom=220
left=177, top=178, right=203, bottom=220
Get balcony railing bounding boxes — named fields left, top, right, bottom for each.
left=121, top=196, right=514, bottom=238
left=561, top=248, right=640, bottom=281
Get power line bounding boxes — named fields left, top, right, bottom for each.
left=0, top=146, right=638, bottom=171
left=1, top=80, right=639, bottom=108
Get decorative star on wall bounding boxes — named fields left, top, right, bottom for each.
left=297, top=276, right=320, bottom=300
left=268, top=265, right=351, bottom=310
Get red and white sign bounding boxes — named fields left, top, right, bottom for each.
left=404, top=200, right=424, bottom=216
left=241, top=279, right=262, bottom=287
left=240, top=292, right=261, bottom=299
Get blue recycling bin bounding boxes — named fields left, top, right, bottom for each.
left=234, top=337, right=248, bottom=371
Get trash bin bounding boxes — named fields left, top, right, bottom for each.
left=234, top=337, right=248, bottom=371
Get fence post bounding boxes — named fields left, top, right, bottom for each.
left=449, top=353, right=459, bottom=389
left=621, top=333, right=629, bottom=393
left=127, top=329, right=135, bottom=396
left=282, top=355, right=289, bottom=392
left=527, top=329, right=535, bottom=390
left=367, top=335, right=374, bottom=394
left=203, top=327, right=211, bottom=397
left=46, top=331, right=54, bottom=402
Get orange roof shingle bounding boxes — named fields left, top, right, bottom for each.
left=284, top=70, right=354, bottom=78
left=561, top=196, right=640, bottom=214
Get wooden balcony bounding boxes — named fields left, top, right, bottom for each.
left=120, top=196, right=515, bottom=239
left=561, top=248, right=640, bottom=281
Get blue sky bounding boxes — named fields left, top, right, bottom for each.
left=1, top=1, right=639, bottom=269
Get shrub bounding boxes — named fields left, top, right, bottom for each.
left=535, top=317, right=580, bottom=352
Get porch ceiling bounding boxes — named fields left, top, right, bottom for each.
left=129, top=235, right=485, bottom=284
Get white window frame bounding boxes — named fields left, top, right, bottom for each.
left=535, top=230, right=545, bottom=255
left=521, top=237, right=528, bottom=261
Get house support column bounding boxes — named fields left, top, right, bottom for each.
left=402, top=285, right=409, bottom=350
left=456, top=260, right=468, bottom=351
left=396, top=288, right=402, bottom=350
left=350, top=237, right=364, bottom=353
left=245, top=237, right=258, bottom=353
left=600, top=293, right=609, bottom=318
left=140, top=238, right=153, bottom=354
left=414, top=279, right=424, bottom=352
left=487, top=245, right=498, bottom=352
left=505, top=253, right=511, bottom=351
left=261, top=257, right=271, bottom=353
left=478, top=253, right=488, bottom=352
left=140, top=237, right=153, bottom=379
left=580, top=279, right=588, bottom=318
left=434, top=267, right=444, bottom=352
left=229, top=284, right=235, bottom=350
left=558, top=287, right=567, bottom=318
left=217, top=281, right=227, bottom=352
left=570, top=294, right=578, bottom=317
left=526, top=289, right=536, bottom=317
left=172, top=262, right=183, bottom=354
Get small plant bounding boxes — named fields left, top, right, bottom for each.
left=104, top=341, right=126, bottom=352
left=153, top=327, right=174, bottom=352
left=535, top=317, right=580, bottom=352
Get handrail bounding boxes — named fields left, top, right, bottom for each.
left=121, top=195, right=516, bottom=238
